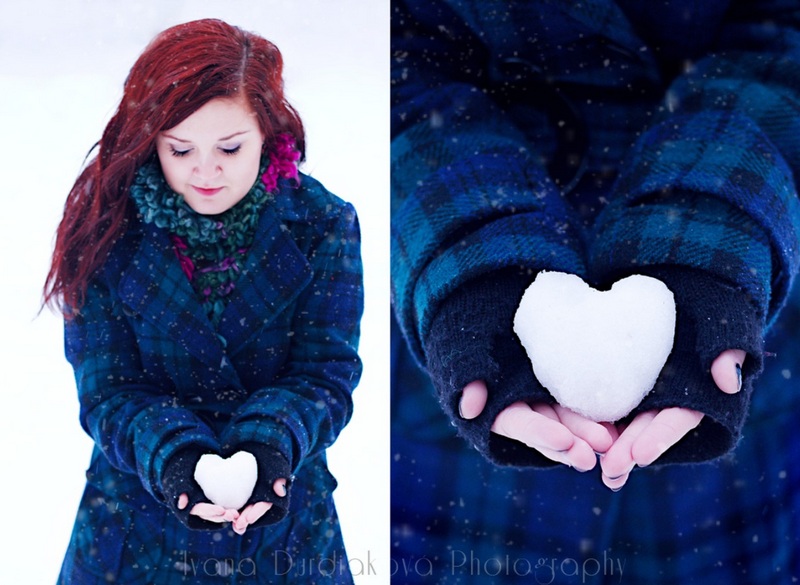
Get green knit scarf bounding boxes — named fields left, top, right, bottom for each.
left=129, top=158, right=272, bottom=326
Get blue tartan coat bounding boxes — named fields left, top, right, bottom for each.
left=58, top=174, right=363, bottom=584
left=391, top=0, right=800, bottom=582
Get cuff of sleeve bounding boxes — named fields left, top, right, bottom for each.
left=630, top=266, right=765, bottom=464
left=161, top=447, right=225, bottom=531
left=232, top=443, right=291, bottom=526
left=424, top=270, right=559, bottom=467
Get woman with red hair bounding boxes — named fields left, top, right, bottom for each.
left=47, top=19, right=363, bottom=584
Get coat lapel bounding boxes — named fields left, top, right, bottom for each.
left=217, top=204, right=313, bottom=355
left=117, top=224, right=233, bottom=378
left=117, top=203, right=312, bottom=374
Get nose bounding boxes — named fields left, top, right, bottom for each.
left=194, top=153, right=222, bottom=181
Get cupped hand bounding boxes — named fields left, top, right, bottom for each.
left=232, top=478, right=287, bottom=535
left=599, top=349, right=745, bottom=490
left=460, top=381, right=618, bottom=471
left=233, top=502, right=273, bottom=535
left=177, top=493, right=239, bottom=523
left=177, top=477, right=286, bottom=533
left=460, top=349, right=745, bottom=485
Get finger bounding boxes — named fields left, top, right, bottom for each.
left=710, top=349, right=747, bottom=394
left=552, top=404, right=615, bottom=454
left=245, top=501, right=272, bottom=524
left=602, top=471, right=630, bottom=491
left=190, top=503, right=233, bottom=523
left=492, top=402, right=575, bottom=452
left=630, top=408, right=704, bottom=467
left=529, top=402, right=560, bottom=422
left=273, top=478, right=288, bottom=497
left=600, top=410, right=657, bottom=480
left=523, top=404, right=597, bottom=471
left=233, top=502, right=273, bottom=535
left=221, top=509, right=239, bottom=523
left=543, top=437, right=598, bottom=471
left=459, top=381, right=488, bottom=419
left=177, top=493, right=189, bottom=511
left=601, top=421, right=621, bottom=443
left=233, top=514, right=249, bottom=535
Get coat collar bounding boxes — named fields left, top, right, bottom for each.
left=117, top=201, right=312, bottom=377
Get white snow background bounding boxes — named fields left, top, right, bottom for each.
left=0, top=1, right=389, bottom=582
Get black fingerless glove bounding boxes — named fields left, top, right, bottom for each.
left=625, top=265, right=765, bottom=464
left=424, top=269, right=559, bottom=467
left=232, top=443, right=292, bottom=527
left=161, top=448, right=222, bottom=530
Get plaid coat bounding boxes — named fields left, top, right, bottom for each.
left=59, top=174, right=363, bottom=584
left=392, top=0, right=800, bottom=582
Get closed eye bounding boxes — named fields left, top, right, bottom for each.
left=170, top=146, right=191, bottom=158
left=221, top=145, right=241, bottom=156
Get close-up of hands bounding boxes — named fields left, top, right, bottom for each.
left=177, top=477, right=287, bottom=535
left=460, top=348, right=745, bottom=490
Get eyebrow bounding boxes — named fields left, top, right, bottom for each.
left=162, top=130, right=252, bottom=143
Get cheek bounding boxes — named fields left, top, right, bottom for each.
left=235, top=152, right=264, bottom=186
left=156, top=154, right=184, bottom=192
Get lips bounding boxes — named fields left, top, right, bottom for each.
left=192, top=185, right=223, bottom=196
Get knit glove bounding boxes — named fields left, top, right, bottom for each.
left=231, top=443, right=292, bottom=528
left=423, top=269, right=559, bottom=467
left=161, top=447, right=223, bottom=530
left=622, top=265, right=765, bottom=464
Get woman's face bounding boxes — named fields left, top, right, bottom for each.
left=155, top=96, right=265, bottom=215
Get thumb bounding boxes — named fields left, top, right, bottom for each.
left=459, top=380, right=488, bottom=419
left=710, top=349, right=747, bottom=394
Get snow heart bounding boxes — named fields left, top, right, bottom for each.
left=513, top=272, right=676, bottom=422
left=194, top=451, right=258, bottom=510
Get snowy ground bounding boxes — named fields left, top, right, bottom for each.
left=0, top=1, right=389, bottom=582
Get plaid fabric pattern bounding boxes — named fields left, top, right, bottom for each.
left=60, top=174, right=363, bottom=582
left=59, top=482, right=352, bottom=584
left=594, top=110, right=800, bottom=319
left=392, top=0, right=800, bottom=329
left=392, top=0, right=800, bottom=582
left=391, top=101, right=586, bottom=363
left=392, top=311, right=800, bottom=583
left=591, top=193, right=774, bottom=310
left=393, top=158, right=587, bottom=361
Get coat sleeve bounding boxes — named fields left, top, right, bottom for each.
left=585, top=2, right=800, bottom=462
left=219, top=203, right=364, bottom=472
left=65, top=280, right=221, bottom=503
left=591, top=1, right=800, bottom=324
left=391, top=0, right=586, bottom=363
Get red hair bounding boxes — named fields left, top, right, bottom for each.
left=43, top=18, right=305, bottom=314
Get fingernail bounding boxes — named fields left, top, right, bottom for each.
left=280, top=482, right=287, bottom=496
left=610, top=486, right=623, bottom=492
left=736, top=363, right=742, bottom=392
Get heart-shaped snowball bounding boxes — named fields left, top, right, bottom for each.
left=513, top=271, right=676, bottom=422
left=194, top=451, right=258, bottom=510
